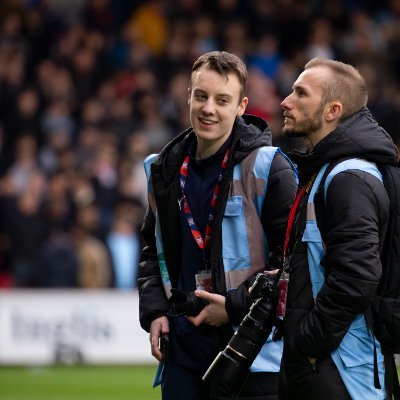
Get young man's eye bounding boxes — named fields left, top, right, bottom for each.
left=217, top=98, right=229, bottom=105
left=195, top=93, right=207, bottom=100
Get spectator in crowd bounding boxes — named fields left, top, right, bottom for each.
left=36, top=231, right=78, bottom=288
left=106, top=200, right=143, bottom=289
left=138, top=51, right=297, bottom=399
left=3, top=169, right=48, bottom=287
left=71, top=202, right=112, bottom=289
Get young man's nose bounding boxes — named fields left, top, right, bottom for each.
left=202, top=100, right=216, bottom=114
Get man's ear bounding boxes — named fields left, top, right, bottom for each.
left=236, top=97, right=249, bottom=117
left=326, top=102, right=343, bottom=122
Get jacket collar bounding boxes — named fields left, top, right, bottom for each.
left=288, top=107, right=399, bottom=180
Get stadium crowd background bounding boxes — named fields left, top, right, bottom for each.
left=0, top=0, right=399, bottom=290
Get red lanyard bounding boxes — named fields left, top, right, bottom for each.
left=283, top=173, right=317, bottom=264
left=179, top=148, right=230, bottom=263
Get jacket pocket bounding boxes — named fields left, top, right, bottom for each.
left=302, top=220, right=323, bottom=243
left=224, top=195, right=243, bottom=216
left=222, top=196, right=250, bottom=270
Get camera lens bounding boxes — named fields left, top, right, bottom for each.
left=202, top=272, right=280, bottom=398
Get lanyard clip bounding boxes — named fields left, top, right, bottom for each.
left=178, top=197, right=184, bottom=210
left=282, top=256, right=290, bottom=272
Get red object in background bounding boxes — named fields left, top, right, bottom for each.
left=0, top=272, right=14, bottom=288
left=114, top=72, right=136, bottom=98
left=245, top=106, right=271, bottom=121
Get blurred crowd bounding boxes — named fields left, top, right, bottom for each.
left=0, top=0, right=399, bottom=290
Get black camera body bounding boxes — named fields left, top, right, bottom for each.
left=202, top=272, right=280, bottom=399
left=169, top=288, right=208, bottom=316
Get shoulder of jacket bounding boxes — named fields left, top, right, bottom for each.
left=319, top=159, right=383, bottom=203
left=241, top=146, right=278, bottom=167
left=143, top=153, right=159, bottom=179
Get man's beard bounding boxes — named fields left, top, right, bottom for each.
left=283, top=104, right=323, bottom=138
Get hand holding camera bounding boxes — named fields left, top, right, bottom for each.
left=168, top=288, right=208, bottom=316
left=169, top=287, right=229, bottom=327
left=186, top=291, right=229, bottom=327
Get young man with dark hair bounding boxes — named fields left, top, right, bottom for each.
left=139, top=51, right=297, bottom=400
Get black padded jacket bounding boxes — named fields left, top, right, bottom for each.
left=138, top=114, right=298, bottom=334
left=282, top=107, right=399, bottom=362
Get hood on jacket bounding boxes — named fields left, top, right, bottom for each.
left=151, top=114, right=273, bottom=188
left=289, top=107, right=399, bottom=179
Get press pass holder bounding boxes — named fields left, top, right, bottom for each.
left=195, top=270, right=212, bottom=292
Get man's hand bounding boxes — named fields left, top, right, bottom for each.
left=186, top=290, right=229, bottom=327
left=149, top=316, right=169, bottom=362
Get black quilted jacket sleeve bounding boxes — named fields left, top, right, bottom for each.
left=138, top=207, right=170, bottom=332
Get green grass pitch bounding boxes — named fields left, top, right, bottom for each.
left=0, top=365, right=161, bottom=400
left=1, top=365, right=398, bottom=399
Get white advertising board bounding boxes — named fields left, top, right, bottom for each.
left=0, top=290, right=155, bottom=365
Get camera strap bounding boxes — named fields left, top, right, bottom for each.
left=277, top=173, right=317, bottom=319
left=283, top=172, right=317, bottom=266
left=179, top=147, right=230, bottom=270
left=283, top=186, right=305, bottom=266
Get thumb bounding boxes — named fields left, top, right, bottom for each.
left=263, top=269, right=280, bottom=275
left=194, top=289, right=212, bottom=300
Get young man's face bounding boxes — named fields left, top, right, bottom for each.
left=281, top=66, right=329, bottom=140
left=188, top=65, right=248, bottom=153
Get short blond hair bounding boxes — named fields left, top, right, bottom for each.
left=305, top=57, right=368, bottom=120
